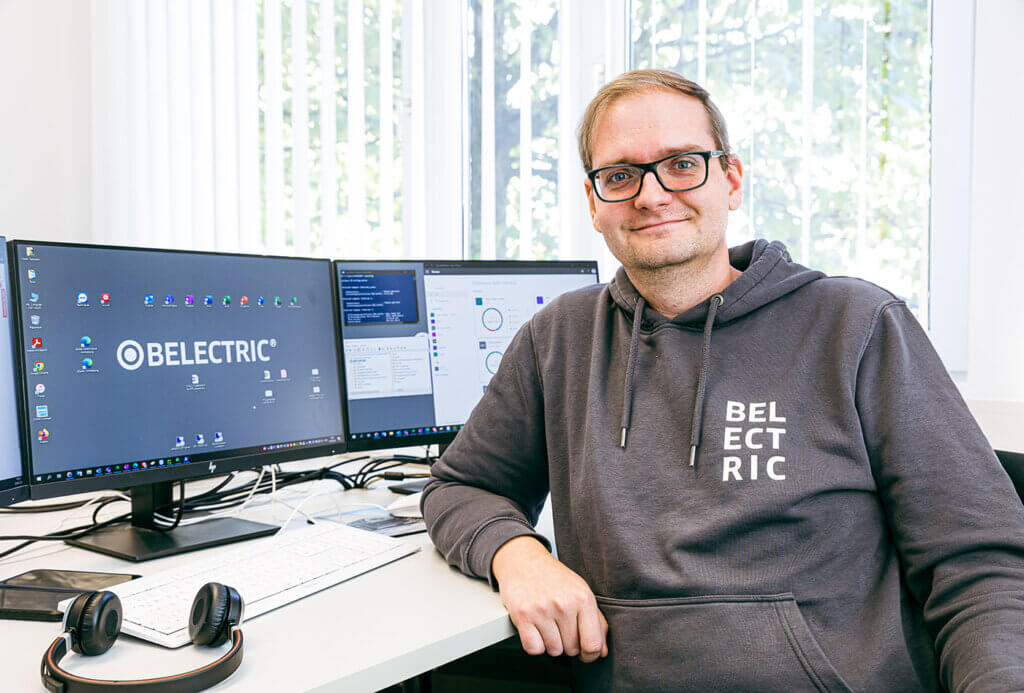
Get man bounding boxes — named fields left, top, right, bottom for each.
left=422, top=69, right=1024, bottom=691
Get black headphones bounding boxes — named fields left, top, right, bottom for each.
left=41, top=582, right=245, bottom=693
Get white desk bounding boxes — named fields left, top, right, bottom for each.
left=0, top=462, right=516, bottom=692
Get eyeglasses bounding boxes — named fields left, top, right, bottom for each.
left=587, top=150, right=725, bottom=203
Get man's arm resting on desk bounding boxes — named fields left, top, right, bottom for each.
left=492, top=536, right=608, bottom=663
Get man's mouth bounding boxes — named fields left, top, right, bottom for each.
left=630, top=218, right=690, bottom=232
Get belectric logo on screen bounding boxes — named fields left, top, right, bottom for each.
left=116, top=338, right=277, bottom=371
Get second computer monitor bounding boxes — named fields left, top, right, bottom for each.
left=335, top=260, right=599, bottom=451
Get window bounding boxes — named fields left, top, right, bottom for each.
left=630, top=0, right=932, bottom=319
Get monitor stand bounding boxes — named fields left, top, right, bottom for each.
left=66, top=481, right=277, bottom=562
left=386, top=442, right=449, bottom=495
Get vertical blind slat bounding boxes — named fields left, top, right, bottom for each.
left=235, top=0, right=261, bottom=255
left=212, top=0, right=241, bottom=253
left=320, top=0, right=338, bottom=256
left=189, top=0, right=216, bottom=252
left=292, top=0, right=311, bottom=256
left=481, top=0, right=496, bottom=260
left=348, top=0, right=368, bottom=257
left=518, top=5, right=533, bottom=260
left=167, top=0, right=194, bottom=250
left=379, top=0, right=394, bottom=251
left=800, top=0, right=814, bottom=262
left=264, top=0, right=285, bottom=253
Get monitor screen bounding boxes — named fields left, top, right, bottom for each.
left=12, top=242, right=346, bottom=498
left=335, top=260, right=599, bottom=450
left=0, top=239, right=28, bottom=506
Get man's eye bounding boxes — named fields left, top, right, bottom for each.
left=672, top=157, right=696, bottom=170
left=607, top=170, right=635, bottom=183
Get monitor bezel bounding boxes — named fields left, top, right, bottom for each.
left=1, top=240, right=30, bottom=507
left=333, top=258, right=600, bottom=452
left=9, top=239, right=348, bottom=500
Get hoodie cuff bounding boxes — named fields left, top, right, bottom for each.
left=467, top=517, right=552, bottom=590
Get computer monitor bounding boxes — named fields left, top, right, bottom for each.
left=1, top=239, right=29, bottom=507
left=9, top=241, right=346, bottom=559
left=334, top=260, right=599, bottom=453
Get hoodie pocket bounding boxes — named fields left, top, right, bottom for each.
left=576, top=593, right=854, bottom=693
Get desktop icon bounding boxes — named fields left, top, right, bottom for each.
left=27, top=269, right=37, bottom=281
left=203, top=294, right=214, bottom=306
left=240, top=296, right=249, bottom=306
left=33, top=361, right=44, bottom=372
left=26, top=246, right=35, bottom=258
left=190, top=374, right=200, bottom=385
left=100, top=293, right=111, bottom=304
left=279, top=369, right=288, bottom=379
left=214, top=432, right=224, bottom=444
left=311, top=368, right=319, bottom=376
left=290, top=296, right=298, bottom=306
left=30, top=315, right=40, bottom=326
left=263, top=370, right=271, bottom=380
left=175, top=436, right=185, bottom=448
left=264, top=389, right=273, bottom=398
left=195, top=434, right=205, bottom=445
left=184, top=294, right=194, bottom=306
left=76, top=292, right=88, bottom=305
left=80, top=335, right=92, bottom=348
left=144, top=294, right=155, bottom=306
left=257, top=296, right=265, bottom=306
left=222, top=295, right=231, bottom=306
left=31, top=337, right=42, bottom=349
left=81, top=358, right=93, bottom=370
left=164, top=295, right=175, bottom=305
left=37, top=429, right=49, bottom=442
left=34, top=383, right=45, bottom=396
left=36, top=405, right=48, bottom=418
left=29, top=292, right=39, bottom=303
left=313, top=386, right=321, bottom=394
left=274, top=296, right=282, bottom=307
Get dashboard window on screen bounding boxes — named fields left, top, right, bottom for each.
left=1, top=240, right=26, bottom=495
left=337, top=261, right=598, bottom=443
left=13, top=243, right=345, bottom=485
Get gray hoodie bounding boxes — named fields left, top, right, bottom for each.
left=422, top=239, right=1024, bottom=692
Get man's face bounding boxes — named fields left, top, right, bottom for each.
left=586, top=89, right=743, bottom=272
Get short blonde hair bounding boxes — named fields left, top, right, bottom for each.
left=577, top=69, right=733, bottom=173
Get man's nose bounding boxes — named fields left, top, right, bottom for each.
left=633, top=170, right=673, bottom=209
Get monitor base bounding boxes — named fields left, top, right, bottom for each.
left=389, top=479, right=428, bottom=495
left=66, top=518, right=278, bottom=562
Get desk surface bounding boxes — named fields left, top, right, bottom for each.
left=0, top=460, right=516, bottom=692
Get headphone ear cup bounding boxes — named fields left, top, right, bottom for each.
left=71, top=591, right=122, bottom=656
left=189, top=582, right=241, bottom=647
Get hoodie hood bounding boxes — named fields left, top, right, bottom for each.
left=608, top=238, right=825, bottom=329
left=611, top=239, right=825, bottom=452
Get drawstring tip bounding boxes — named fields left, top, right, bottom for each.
left=689, top=446, right=697, bottom=466
left=620, top=428, right=628, bottom=449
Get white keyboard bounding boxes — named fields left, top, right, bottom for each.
left=106, top=521, right=419, bottom=647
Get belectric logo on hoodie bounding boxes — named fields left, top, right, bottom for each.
left=116, top=338, right=277, bottom=371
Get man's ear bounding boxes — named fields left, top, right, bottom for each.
left=724, top=155, right=743, bottom=211
left=585, top=180, right=600, bottom=232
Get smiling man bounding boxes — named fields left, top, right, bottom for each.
left=422, top=70, right=1024, bottom=691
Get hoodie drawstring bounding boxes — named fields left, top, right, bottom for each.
left=619, top=296, right=646, bottom=448
left=619, top=293, right=723, bottom=459
left=689, top=294, right=723, bottom=465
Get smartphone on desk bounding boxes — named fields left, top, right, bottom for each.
left=0, top=569, right=140, bottom=621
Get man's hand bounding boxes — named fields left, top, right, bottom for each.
left=491, top=536, right=609, bottom=663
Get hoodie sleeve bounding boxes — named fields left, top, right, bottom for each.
left=421, top=319, right=551, bottom=587
left=855, top=300, right=1024, bottom=692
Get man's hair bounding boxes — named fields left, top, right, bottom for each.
left=577, top=69, right=733, bottom=173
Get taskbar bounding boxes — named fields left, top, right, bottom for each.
left=30, top=435, right=344, bottom=484
left=349, top=424, right=463, bottom=442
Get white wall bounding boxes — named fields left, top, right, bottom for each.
left=0, top=0, right=92, bottom=244
left=957, top=0, right=1024, bottom=450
